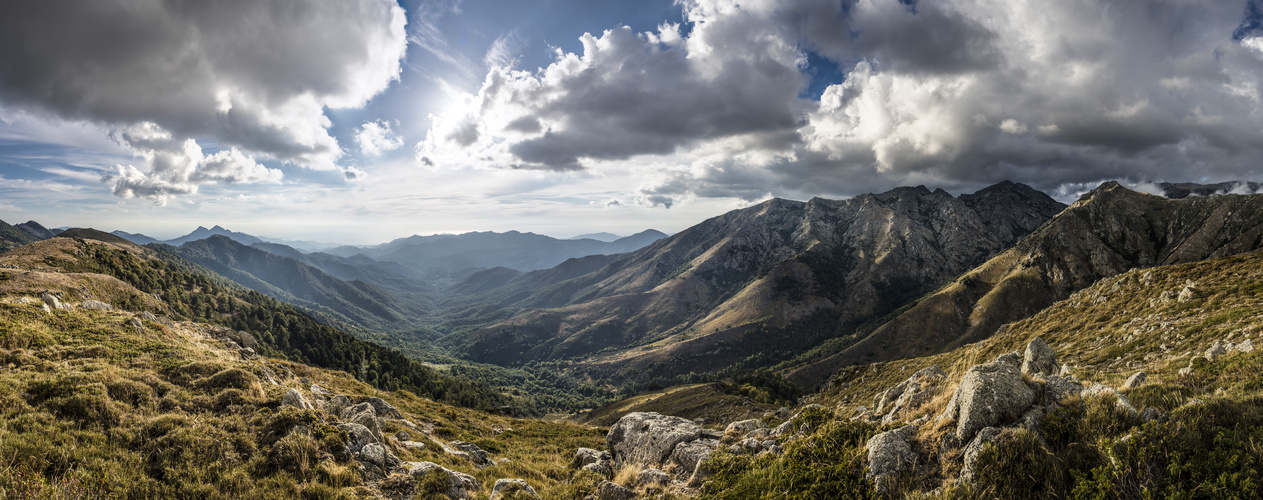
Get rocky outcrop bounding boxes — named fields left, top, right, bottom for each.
left=960, top=427, right=1005, bottom=482
left=1021, top=338, right=1058, bottom=377
left=587, top=480, right=635, bottom=500
left=336, top=423, right=378, bottom=453
left=404, top=462, right=478, bottom=499
left=872, top=365, right=947, bottom=424
left=1043, top=375, right=1084, bottom=404
left=341, top=403, right=384, bottom=442
left=670, top=438, right=720, bottom=473
left=939, top=353, right=1035, bottom=442
left=450, top=441, right=493, bottom=468
left=866, top=423, right=919, bottom=492
left=607, top=412, right=710, bottom=468
left=281, top=388, right=313, bottom=410
left=489, top=479, right=540, bottom=500
left=637, top=468, right=670, bottom=489
left=80, top=300, right=112, bottom=310
left=364, top=397, right=403, bottom=419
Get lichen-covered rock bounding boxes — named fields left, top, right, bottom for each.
left=310, top=384, right=333, bottom=398
left=489, top=478, right=540, bottom=500
left=725, top=419, right=766, bottom=435
left=1206, top=341, right=1229, bottom=361
left=1043, top=375, right=1083, bottom=405
left=342, top=403, right=383, bottom=442
left=325, top=394, right=350, bottom=416
left=360, top=442, right=400, bottom=469
left=1236, top=338, right=1255, bottom=353
left=572, top=448, right=611, bottom=469
left=581, top=461, right=612, bottom=479
left=940, top=357, right=1035, bottom=442
left=1122, top=371, right=1146, bottom=390
left=1059, top=364, right=1073, bottom=377
left=281, top=388, right=313, bottom=410
left=364, top=397, right=403, bottom=419
left=588, top=480, right=635, bottom=500
left=1139, top=407, right=1163, bottom=423
left=336, top=422, right=378, bottom=453
left=994, top=352, right=1022, bottom=369
left=1021, top=337, right=1058, bottom=377
left=401, top=441, right=426, bottom=450
left=405, top=461, right=479, bottom=499
left=451, top=441, right=493, bottom=467
left=669, top=438, right=719, bottom=473
left=607, top=412, right=706, bottom=468
left=865, top=423, right=919, bottom=492
left=960, top=427, right=1004, bottom=482
left=41, top=293, right=64, bottom=311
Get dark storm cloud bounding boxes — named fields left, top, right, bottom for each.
left=0, top=0, right=406, bottom=199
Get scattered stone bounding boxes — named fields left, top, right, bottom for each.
left=587, top=480, right=635, bottom=500
left=1206, top=341, right=1229, bottom=362
left=875, top=365, right=947, bottom=424
left=450, top=441, right=493, bottom=467
left=725, top=419, right=766, bottom=435
left=490, top=479, right=540, bottom=500
left=607, top=412, right=707, bottom=468
left=1178, top=281, right=1196, bottom=303
left=336, top=422, right=378, bottom=453
left=939, top=355, right=1035, bottom=442
left=1043, top=375, right=1084, bottom=404
left=360, top=442, right=400, bottom=469
left=405, top=462, right=478, bottom=499
left=80, top=300, right=112, bottom=310
left=670, top=438, right=719, bottom=473
left=1081, top=383, right=1138, bottom=415
left=14, top=297, right=33, bottom=304
left=41, top=293, right=64, bottom=311
left=281, top=388, right=313, bottom=410
left=960, top=427, right=1005, bottom=482
left=394, top=430, right=411, bottom=441
left=310, top=384, right=333, bottom=398
left=1122, top=371, right=1146, bottom=390
left=1139, top=407, right=1163, bottom=424
left=1237, top=339, right=1255, bottom=353
left=341, top=403, right=383, bottom=442
left=1021, top=338, right=1059, bottom=377
left=866, top=423, right=919, bottom=493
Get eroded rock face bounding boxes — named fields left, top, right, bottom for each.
left=1021, top=337, right=1058, bottom=377
left=865, top=423, right=919, bottom=493
left=940, top=356, right=1035, bottom=442
left=607, top=412, right=706, bottom=468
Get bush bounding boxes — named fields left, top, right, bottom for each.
left=701, top=418, right=876, bottom=499
left=972, top=429, right=1065, bottom=499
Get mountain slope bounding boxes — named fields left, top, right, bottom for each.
left=454, top=182, right=1066, bottom=383
left=167, top=224, right=263, bottom=246
left=169, top=236, right=423, bottom=330
left=788, top=181, right=1263, bottom=386
left=15, top=220, right=55, bottom=240
left=328, top=229, right=667, bottom=273
left=0, top=218, right=37, bottom=251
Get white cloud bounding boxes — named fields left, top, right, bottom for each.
left=109, top=125, right=282, bottom=204
left=355, top=120, right=405, bottom=156
left=484, top=33, right=521, bottom=69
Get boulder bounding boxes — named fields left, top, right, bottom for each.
left=326, top=394, right=350, bottom=416
left=669, top=438, right=719, bottom=473
left=341, top=403, right=383, bottom=442
left=281, top=388, right=313, bottom=410
left=1139, top=407, right=1163, bottom=424
left=1122, top=371, right=1146, bottom=390
left=236, top=331, right=259, bottom=350
left=336, top=422, right=378, bottom=453
left=1058, top=364, right=1073, bottom=377
left=572, top=448, right=612, bottom=469
left=1043, top=375, right=1083, bottom=405
left=1236, top=339, right=1255, bottom=353
left=588, top=480, right=635, bottom=500
left=940, top=356, right=1035, bottom=442
left=865, top=423, right=919, bottom=493
left=960, top=427, right=1004, bottom=482
left=359, top=442, right=400, bottom=469
left=364, top=397, right=404, bottom=419
left=401, top=441, right=426, bottom=450
left=725, top=419, right=766, bottom=435
left=41, top=293, right=64, bottom=311
left=309, top=384, right=333, bottom=398
left=80, top=300, right=112, bottom=310
left=1021, top=338, right=1059, bottom=377
left=686, top=460, right=713, bottom=488
left=394, top=430, right=411, bottom=441
left=490, top=479, right=540, bottom=500
left=581, top=461, right=613, bottom=479
left=994, top=352, right=1022, bottom=369
left=607, top=412, right=706, bottom=468
left=406, top=462, right=479, bottom=499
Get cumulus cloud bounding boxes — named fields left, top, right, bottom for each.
left=355, top=120, right=405, bottom=156
left=0, top=0, right=406, bottom=199
left=110, top=123, right=282, bottom=204
left=418, top=0, right=1263, bottom=202
left=344, top=166, right=369, bottom=182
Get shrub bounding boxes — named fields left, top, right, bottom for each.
left=972, top=429, right=1065, bottom=499
left=701, top=418, right=876, bottom=499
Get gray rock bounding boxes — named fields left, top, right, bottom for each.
left=281, top=388, right=313, bottom=410
left=637, top=468, right=670, bottom=489
left=359, top=442, right=400, bottom=469
left=41, top=293, right=64, bottom=310
left=1122, top=371, right=1146, bottom=390
left=725, top=418, right=766, bottom=435
left=865, top=423, right=919, bottom=493
left=1017, top=406, right=1044, bottom=431
left=1044, top=374, right=1084, bottom=404
left=1139, top=407, right=1163, bottom=424
left=13, top=297, right=33, bottom=305
left=309, top=384, right=333, bottom=398
left=686, top=459, right=713, bottom=488
left=336, top=422, right=378, bottom=453
left=589, top=480, right=635, bottom=500
left=994, top=352, right=1022, bottom=369
left=1059, top=364, right=1072, bottom=377
left=1021, top=337, right=1059, bottom=377
left=80, top=300, right=112, bottom=310
left=364, top=397, right=403, bottom=419
left=406, top=461, right=478, bottom=499
left=401, top=440, right=426, bottom=450
left=960, top=427, right=1004, bottom=482
left=771, top=419, right=796, bottom=437
left=941, top=358, right=1035, bottom=442
left=572, top=448, right=612, bottom=469
left=670, top=438, right=719, bottom=473
left=1081, top=383, right=1138, bottom=415
left=1206, top=341, right=1229, bottom=361
left=236, top=331, right=259, bottom=350
left=451, top=440, right=493, bottom=467
left=580, top=461, right=613, bottom=479
left=325, top=394, right=350, bottom=416
left=1236, top=338, right=1255, bottom=353
left=490, top=478, right=540, bottom=500
left=607, top=412, right=707, bottom=468
left=394, top=429, right=411, bottom=441
left=341, top=403, right=383, bottom=442
left=738, top=438, right=764, bottom=453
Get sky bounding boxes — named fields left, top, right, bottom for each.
left=2, top=0, right=1263, bottom=244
